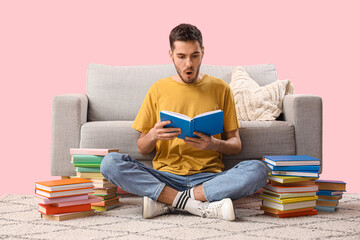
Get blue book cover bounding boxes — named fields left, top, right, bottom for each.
left=267, top=164, right=320, bottom=171
left=317, top=190, right=345, bottom=196
left=160, top=110, right=223, bottom=140
left=263, top=155, right=320, bottom=166
left=314, top=206, right=337, bottom=212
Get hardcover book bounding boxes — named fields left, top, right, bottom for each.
left=160, top=109, right=223, bottom=139
left=314, top=205, right=337, bottom=212
left=35, top=188, right=94, bottom=198
left=91, top=197, right=120, bottom=207
left=260, top=194, right=318, bottom=204
left=71, top=155, right=104, bottom=163
left=317, top=190, right=344, bottom=196
left=315, top=180, right=346, bottom=191
left=41, top=210, right=95, bottom=221
left=91, top=202, right=120, bottom=211
left=38, top=203, right=91, bottom=215
left=51, top=195, right=102, bottom=207
left=267, top=164, right=320, bottom=171
left=260, top=205, right=314, bottom=214
left=268, top=174, right=319, bottom=184
left=34, top=194, right=89, bottom=204
left=262, top=199, right=317, bottom=211
left=75, top=167, right=101, bottom=173
left=270, top=170, right=319, bottom=178
left=262, top=189, right=317, bottom=199
left=263, top=155, right=320, bottom=166
left=264, top=184, right=319, bottom=193
left=76, top=172, right=104, bottom=179
left=264, top=209, right=318, bottom=218
left=35, top=178, right=93, bottom=192
left=70, top=148, right=119, bottom=156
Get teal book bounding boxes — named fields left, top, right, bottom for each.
left=73, top=163, right=101, bottom=168
left=71, top=155, right=104, bottom=163
left=314, top=206, right=337, bottom=212
left=75, top=167, right=101, bottom=172
left=263, top=155, right=320, bottom=166
left=160, top=109, right=223, bottom=140
left=267, top=164, right=320, bottom=171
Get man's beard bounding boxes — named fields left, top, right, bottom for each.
left=174, top=65, right=201, bottom=84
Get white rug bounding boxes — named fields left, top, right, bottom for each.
left=1, top=193, right=360, bottom=240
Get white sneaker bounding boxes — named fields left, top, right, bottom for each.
left=142, top=196, right=174, bottom=219
left=198, top=198, right=236, bottom=221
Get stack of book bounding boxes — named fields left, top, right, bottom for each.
left=260, top=155, right=321, bottom=218
left=315, top=180, right=347, bottom=212
left=34, top=178, right=101, bottom=221
left=70, top=148, right=121, bottom=211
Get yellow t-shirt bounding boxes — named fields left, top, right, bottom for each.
left=131, top=74, right=240, bottom=175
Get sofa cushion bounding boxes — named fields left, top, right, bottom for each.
left=86, top=63, right=277, bottom=121
left=79, top=120, right=295, bottom=170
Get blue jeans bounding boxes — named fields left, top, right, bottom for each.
left=100, top=152, right=268, bottom=202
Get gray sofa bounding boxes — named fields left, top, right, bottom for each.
left=50, top=63, right=322, bottom=177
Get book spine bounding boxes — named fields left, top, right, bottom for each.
left=190, top=120, right=194, bottom=137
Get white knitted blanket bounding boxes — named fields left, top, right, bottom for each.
left=229, top=66, right=294, bottom=121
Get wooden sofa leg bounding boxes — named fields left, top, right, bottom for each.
left=61, top=176, right=71, bottom=179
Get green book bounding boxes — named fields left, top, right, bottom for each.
left=72, top=155, right=104, bottom=163
left=75, top=167, right=101, bottom=172
left=73, top=163, right=101, bottom=168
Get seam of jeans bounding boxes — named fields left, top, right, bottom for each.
left=202, top=182, right=211, bottom=202
left=153, top=182, right=166, bottom=201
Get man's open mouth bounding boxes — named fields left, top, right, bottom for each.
left=186, top=71, right=193, bottom=76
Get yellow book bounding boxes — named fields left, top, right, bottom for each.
left=268, top=174, right=318, bottom=184
left=91, top=202, right=120, bottom=211
left=76, top=172, right=105, bottom=179
left=260, top=193, right=318, bottom=204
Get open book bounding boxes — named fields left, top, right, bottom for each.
left=160, top=109, right=223, bottom=139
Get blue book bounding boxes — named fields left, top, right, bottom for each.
left=314, top=206, right=337, bottom=212
left=266, top=164, right=320, bottom=171
left=270, top=170, right=319, bottom=178
left=160, top=110, right=223, bottom=140
left=317, top=190, right=345, bottom=196
left=263, top=155, right=320, bottom=166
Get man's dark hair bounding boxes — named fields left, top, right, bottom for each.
left=169, top=23, right=203, bottom=52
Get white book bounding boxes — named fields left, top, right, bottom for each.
left=35, top=188, right=94, bottom=198
left=262, top=200, right=316, bottom=211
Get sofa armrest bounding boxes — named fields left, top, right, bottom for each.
left=282, top=94, right=323, bottom=173
left=50, top=94, right=88, bottom=176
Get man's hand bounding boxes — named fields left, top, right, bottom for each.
left=149, top=120, right=181, bottom=141
left=184, top=131, right=219, bottom=151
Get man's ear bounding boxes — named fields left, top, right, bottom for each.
left=169, top=49, right=173, bottom=59
left=201, top=46, right=205, bottom=57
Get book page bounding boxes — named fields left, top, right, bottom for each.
left=193, top=109, right=222, bottom=119
left=161, top=110, right=191, bottom=121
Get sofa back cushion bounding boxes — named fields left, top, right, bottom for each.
left=86, top=63, right=277, bottom=121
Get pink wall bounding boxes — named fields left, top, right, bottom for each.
left=1, top=0, right=359, bottom=196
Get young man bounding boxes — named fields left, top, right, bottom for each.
left=101, top=23, right=268, bottom=221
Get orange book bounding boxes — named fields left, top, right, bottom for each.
left=91, top=197, right=120, bottom=207
left=35, top=178, right=93, bottom=191
left=264, top=209, right=318, bottom=218
left=38, top=203, right=91, bottom=215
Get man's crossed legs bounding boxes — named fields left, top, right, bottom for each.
left=100, top=153, right=268, bottom=221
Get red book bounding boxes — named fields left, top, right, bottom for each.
left=38, top=203, right=91, bottom=215
left=264, top=209, right=318, bottom=218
